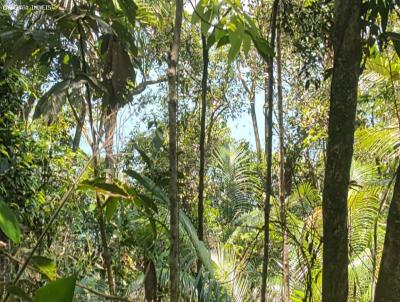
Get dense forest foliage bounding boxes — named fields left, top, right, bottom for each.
left=1, top=0, right=400, bottom=301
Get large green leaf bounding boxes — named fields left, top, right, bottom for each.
left=243, top=14, right=273, bottom=61
left=227, top=16, right=245, bottom=63
left=201, top=9, right=213, bottom=35
left=180, top=210, right=214, bottom=276
left=246, top=28, right=273, bottom=61
left=33, top=80, right=75, bottom=119
left=30, top=256, right=57, bottom=281
left=100, top=34, right=134, bottom=105
left=242, top=33, right=252, bottom=56
left=80, top=178, right=130, bottom=199
left=105, top=197, right=119, bottom=221
left=33, top=275, right=76, bottom=302
left=355, top=126, right=400, bottom=160
left=125, top=170, right=168, bottom=203
left=134, top=192, right=158, bottom=213
left=216, top=35, right=230, bottom=48
left=0, top=200, right=21, bottom=244
left=132, top=143, right=153, bottom=168
left=228, top=30, right=242, bottom=63
left=191, top=0, right=206, bottom=24
left=33, top=74, right=107, bottom=120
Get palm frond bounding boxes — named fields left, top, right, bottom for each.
left=355, top=126, right=400, bottom=160
left=211, top=244, right=250, bottom=302
left=212, top=144, right=262, bottom=224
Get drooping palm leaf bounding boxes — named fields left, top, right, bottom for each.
left=355, top=126, right=400, bottom=160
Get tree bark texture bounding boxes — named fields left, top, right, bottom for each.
left=72, top=100, right=86, bottom=151
left=104, top=105, right=117, bottom=177
left=168, top=0, right=183, bottom=300
left=277, top=25, right=290, bottom=302
left=261, top=0, right=279, bottom=301
left=322, top=1, right=362, bottom=301
left=374, top=164, right=400, bottom=302
left=197, top=33, right=209, bottom=301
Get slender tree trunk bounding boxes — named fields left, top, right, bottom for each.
left=168, top=1, right=183, bottom=300
left=277, top=25, right=290, bottom=302
left=87, top=105, right=116, bottom=296
left=250, top=98, right=262, bottom=156
left=261, top=1, right=279, bottom=301
left=104, top=105, right=117, bottom=177
left=374, top=165, right=400, bottom=301
left=77, top=19, right=116, bottom=295
left=197, top=34, right=209, bottom=301
left=237, top=66, right=261, bottom=155
left=198, top=34, right=208, bottom=247
left=103, top=105, right=118, bottom=292
left=322, top=1, right=362, bottom=301
left=97, top=206, right=115, bottom=294
left=72, top=100, right=86, bottom=151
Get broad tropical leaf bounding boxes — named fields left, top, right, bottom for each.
left=0, top=200, right=21, bottom=244
left=33, top=275, right=77, bottom=302
left=30, top=256, right=57, bottom=281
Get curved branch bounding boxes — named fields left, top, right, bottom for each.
left=131, top=78, right=167, bottom=96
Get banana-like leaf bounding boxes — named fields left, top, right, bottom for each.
left=30, top=256, right=57, bottom=281
left=105, top=197, right=120, bottom=221
left=33, top=74, right=108, bottom=120
left=33, top=275, right=76, bottom=302
left=100, top=33, right=134, bottom=106
left=80, top=178, right=130, bottom=199
left=125, top=170, right=168, bottom=203
left=179, top=210, right=214, bottom=276
left=0, top=200, right=21, bottom=244
left=33, top=80, right=76, bottom=119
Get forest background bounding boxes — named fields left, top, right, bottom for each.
left=1, top=0, right=400, bottom=302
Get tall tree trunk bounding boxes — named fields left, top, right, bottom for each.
left=322, top=1, right=362, bottom=301
left=277, top=25, right=290, bottom=302
left=197, top=34, right=209, bottom=301
left=88, top=106, right=116, bottom=296
left=261, top=1, right=279, bottom=301
left=374, top=165, right=400, bottom=301
left=103, top=105, right=118, bottom=291
left=168, top=1, right=183, bottom=301
left=77, top=19, right=116, bottom=295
